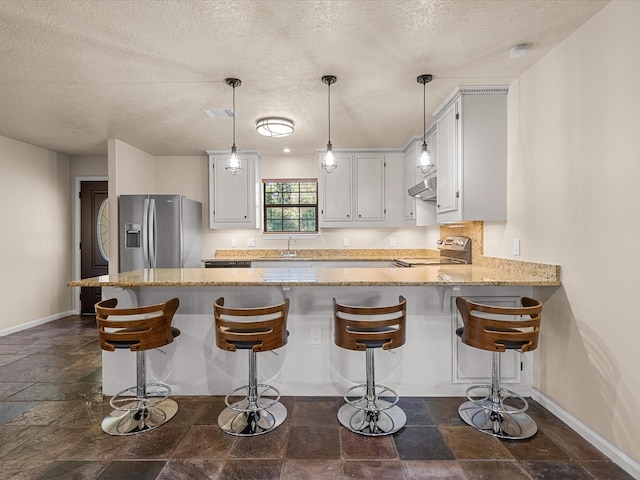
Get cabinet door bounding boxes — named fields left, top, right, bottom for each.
left=321, top=155, right=352, bottom=222
left=404, top=144, right=416, bottom=220
left=436, top=99, right=459, bottom=215
left=452, top=296, right=522, bottom=385
left=355, top=155, right=385, bottom=221
left=210, top=156, right=251, bottom=227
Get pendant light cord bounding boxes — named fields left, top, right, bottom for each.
left=422, top=81, right=426, bottom=144
left=327, top=81, right=331, bottom=143
left=232, top=84, right=236, bottom=146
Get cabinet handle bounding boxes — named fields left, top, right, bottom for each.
left=346, top=214, right=350, bottom=218
left=358, top=214, right=361, bottom=218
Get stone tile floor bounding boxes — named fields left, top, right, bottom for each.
left=0, top=315, right=634, bottom=480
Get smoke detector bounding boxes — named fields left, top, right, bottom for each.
left=509, top=44, right=530, bottom=59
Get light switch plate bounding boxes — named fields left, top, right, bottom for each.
left=247, top=238, right=255, bottom=247
left=342, top=237, right=349, bottom=247
left=513, top=238, right=521, bottom=256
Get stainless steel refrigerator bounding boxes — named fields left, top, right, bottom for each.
left=119, top=195, right=202, bottom=271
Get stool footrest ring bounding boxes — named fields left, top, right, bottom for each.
left=224, top=383, right=281, bottom=413
left=109, top=382, right=172, bottom=412
left=464, top=384, right=529, bottom=415
left=343, top=383, right=399, bottom=413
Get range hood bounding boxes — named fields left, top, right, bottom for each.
left=408, top=177, right=436, bottom=201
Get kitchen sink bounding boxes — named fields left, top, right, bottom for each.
left=277, top=250, right=298, bottom=257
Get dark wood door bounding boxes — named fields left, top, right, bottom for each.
left=80, top=181, right=109, bottom=313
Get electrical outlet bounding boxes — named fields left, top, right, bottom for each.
left=342, top=237, right=350, bottom=247
left=247, top=238, right=255, bottom=247
left=231, top=237, right=238, bottom=248
left=390, top=236, right=397, bottom=247
left=513, top=238, right=521, bottom=256
left=310, top=328, right=321, bottom=345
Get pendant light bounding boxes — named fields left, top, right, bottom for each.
left=321, top=75, right=337, bottom=173
left=417, top=74, right=434, bottom=174
left=225, top=78, right=242, bottom=175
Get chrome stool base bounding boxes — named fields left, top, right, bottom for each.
left=458, top=399, right=537, bottom=440
left=338, top=399, right=406, bottom=436
left=101, top=398, right=178, bottom=436
left=218, top=399, right=287, bottom=436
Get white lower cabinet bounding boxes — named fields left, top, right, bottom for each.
left=451, top=296, right=529, bottom=387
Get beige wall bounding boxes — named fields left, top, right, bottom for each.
left=0, top=135, right=72, bottom=331
left=484, top=1, right=640, bottom=463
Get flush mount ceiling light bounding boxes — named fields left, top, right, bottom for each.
left=417, top=74, right=434, bottom=174
left=321, top=75, right=338, bottom=174
left=256, top=117, right=294, bottom=137
left=225, top=78, right=242, bottom=175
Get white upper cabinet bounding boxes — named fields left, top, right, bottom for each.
left=354, top=154, right=385, bottom=222
left=403, top=129, right=437, bottom=227
left=319, top=151, right=402, bottom=228
left=434, top=86, right=508, bottom=223
left=320, top=154, right=353, bottom=222
left=207, top=150, right=261, bottom=229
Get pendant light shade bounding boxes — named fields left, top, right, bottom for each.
left=321, top=75, right=337, bottom=173
left=225, top=78, right=242, bottom=175
left=417, top=74, right=434, bottom=174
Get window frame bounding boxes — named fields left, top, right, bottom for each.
left=262, top=178, right=319, bottom=234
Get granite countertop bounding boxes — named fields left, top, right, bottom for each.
left=68, top=260, right=561, bottom=288
left=205, top=248, right=439, bottom=262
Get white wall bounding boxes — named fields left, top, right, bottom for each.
left=0, top=135, right=72, bottom=332
left=485, top=1, right=640, bottom=464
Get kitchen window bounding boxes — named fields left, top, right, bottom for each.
left=263, top=179, right=318, bottom=233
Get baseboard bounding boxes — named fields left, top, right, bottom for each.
left=0, top=310, right=75, bottom=337
left=532, top=388, right=640, bottom=479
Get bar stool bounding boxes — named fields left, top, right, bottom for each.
left=456, top=296, right=542, bottom=439
left=333, top=296, right=407, bottom=436
left=213, top=296, right=289, bottom=436
left=95, top=297, right=180, bottom=435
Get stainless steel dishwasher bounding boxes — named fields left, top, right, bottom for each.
left=204, top=259, right=252, bottom=268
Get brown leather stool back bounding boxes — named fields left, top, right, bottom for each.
left=456, top=297, right=542, bottom=353
left=214, top=297, right=289, bottom=353
left=334, top=296, right=406, bottom=351
left=95, top=297, right=180, bottom=352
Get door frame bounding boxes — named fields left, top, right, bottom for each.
left=74, top=175, right=108, bottom=314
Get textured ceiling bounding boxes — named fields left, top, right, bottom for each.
left=0, top=0, right=609, bottom=157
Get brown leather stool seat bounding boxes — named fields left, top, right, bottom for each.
left=333, top=295, right=407, bottom=436
left=95, top=297, right=180, bottom=435
left=456, top=296, right=542, bottom=439
left=214, top=296, right=289, bottom=436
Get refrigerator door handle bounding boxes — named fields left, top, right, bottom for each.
left=142, top=198, right=150, bottom=268
left=149, top=198, right=157, bottom=269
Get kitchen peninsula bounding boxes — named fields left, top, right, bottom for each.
left=70, top=259, right=560, bottom=398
